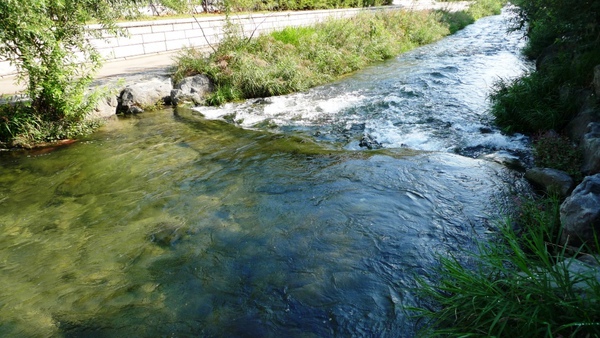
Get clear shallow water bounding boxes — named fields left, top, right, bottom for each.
left=0, top=9, right=530, bottom=338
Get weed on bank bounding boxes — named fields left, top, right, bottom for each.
left=174, top=0, right=506, bottom=105
left=413, top=196, right=600, bottom=337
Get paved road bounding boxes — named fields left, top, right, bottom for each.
left=0, top=1, right=470, bottom=95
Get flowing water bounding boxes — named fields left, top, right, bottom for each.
left=0, top=9, right=531, bottom=337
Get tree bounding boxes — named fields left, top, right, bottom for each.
left=0, top=0, right=145, bottom=145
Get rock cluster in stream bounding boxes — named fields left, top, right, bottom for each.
left=92, top=73, right=213, bottom=117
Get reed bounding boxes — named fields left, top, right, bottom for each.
left=174, top=0, right=508, bottom=105
left=413, top=195, right=600, bottom=337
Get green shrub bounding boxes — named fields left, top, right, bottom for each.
left=0, top=102, right=101, bottom=148
left=435, top=10, right=475, bottom=34
left=467, top=0, right=506, bottom=19
left=225, top=0, right=393, bottom=12
left=491, top=0, right=600, bottom=135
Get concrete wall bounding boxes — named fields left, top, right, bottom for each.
left=0, top=7, right=384, bottom=77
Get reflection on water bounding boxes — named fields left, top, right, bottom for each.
left=0, top=9, right=529, bottom=338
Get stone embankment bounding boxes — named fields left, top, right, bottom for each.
left=525, top=64, right=600, bottom=250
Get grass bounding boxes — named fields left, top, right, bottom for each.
left=0, top=101, right=102, bottom=149
left=490, top=0, right=600, bottom=135
left=413, top=195, right=600, bottom=337
left=533, top=131, right=583, bottom=180
left=174, top=0, right=508, bottom=105
left=489, top=72, right=576, bottom=134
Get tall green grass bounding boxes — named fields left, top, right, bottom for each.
left=490, top=0, right=600, bottom=134
left=414, top=195, right=600, bottom=337
left=0, top=102, right=101, bottom=148
left=490, top=72, right=575, bottom=133
left=175, top=0, right=507, bottom=105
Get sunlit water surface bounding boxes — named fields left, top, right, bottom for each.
left=0, top=9, right=531, bottom=337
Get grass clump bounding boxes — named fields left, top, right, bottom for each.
left=0, top=100, right=102, bottom=149
left=175, top=0, right=507, bottom=106
left=414, top=195, right=600, bottom=337
left=489, top=72, right=576, bottom=134
left=533, top=131, right=583, bottom=180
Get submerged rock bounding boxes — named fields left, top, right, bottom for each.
left=525, top=167, right=574, bottom=198
left=359, top=134, right=382, bottom=150
left=480, top=151, right=526, bottom=171
left=149, top=221, right=186, bottom=247
left=560, top=174, right=600, bottom=246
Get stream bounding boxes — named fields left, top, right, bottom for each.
left=0, top=8, right=531, bottom=337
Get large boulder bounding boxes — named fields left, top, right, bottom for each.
left=560, top=174, right=600, bottom=246
left=594, top=65, right=600, bottom=97
left=581, top=123, right=600, bottom=175
left=566, top=106, right=600, bottom=142
left=525, top=167, right=574, bottom=198
left=170, top=75, right=213, bottom=106
left=117, top=76, right=173, bottom=114
left=88, top=95, right=118, bottom=120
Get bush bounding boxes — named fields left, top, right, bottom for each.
left=0, top=0, right=145, bottom=148
left=0, top=103, right=101, bottom=148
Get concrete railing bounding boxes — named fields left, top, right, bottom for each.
left=0, top=7, right=389, bottom=77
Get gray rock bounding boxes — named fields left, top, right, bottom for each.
left=171, top=75, right=213, bottom=106
left=480, top=151, right=525, bottom=171
left=578, top=254, right=600, bottom=267
left=359, top=134, right=382, bottom=150
left=566, top=106, right=600, bottom=143
left=117, top=76, right=173, bottom=114
left=88, top=95, right=118, bottom=120
left=560, top=174, right=600, bottom=246
left=128, top=106, right=145, bottom=114
left=581, top=122, right=600, bottom=175
left=594, top=65, right=600, bottom=97
left=536, top=45, right=559, bottom=72
left=149, top=222, right=185, bottom=247
left=549, top=258, right=600, bottom=294
left=518, top=258, right=600, bottom=299
left=525, top=167, right=575, bottom=198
